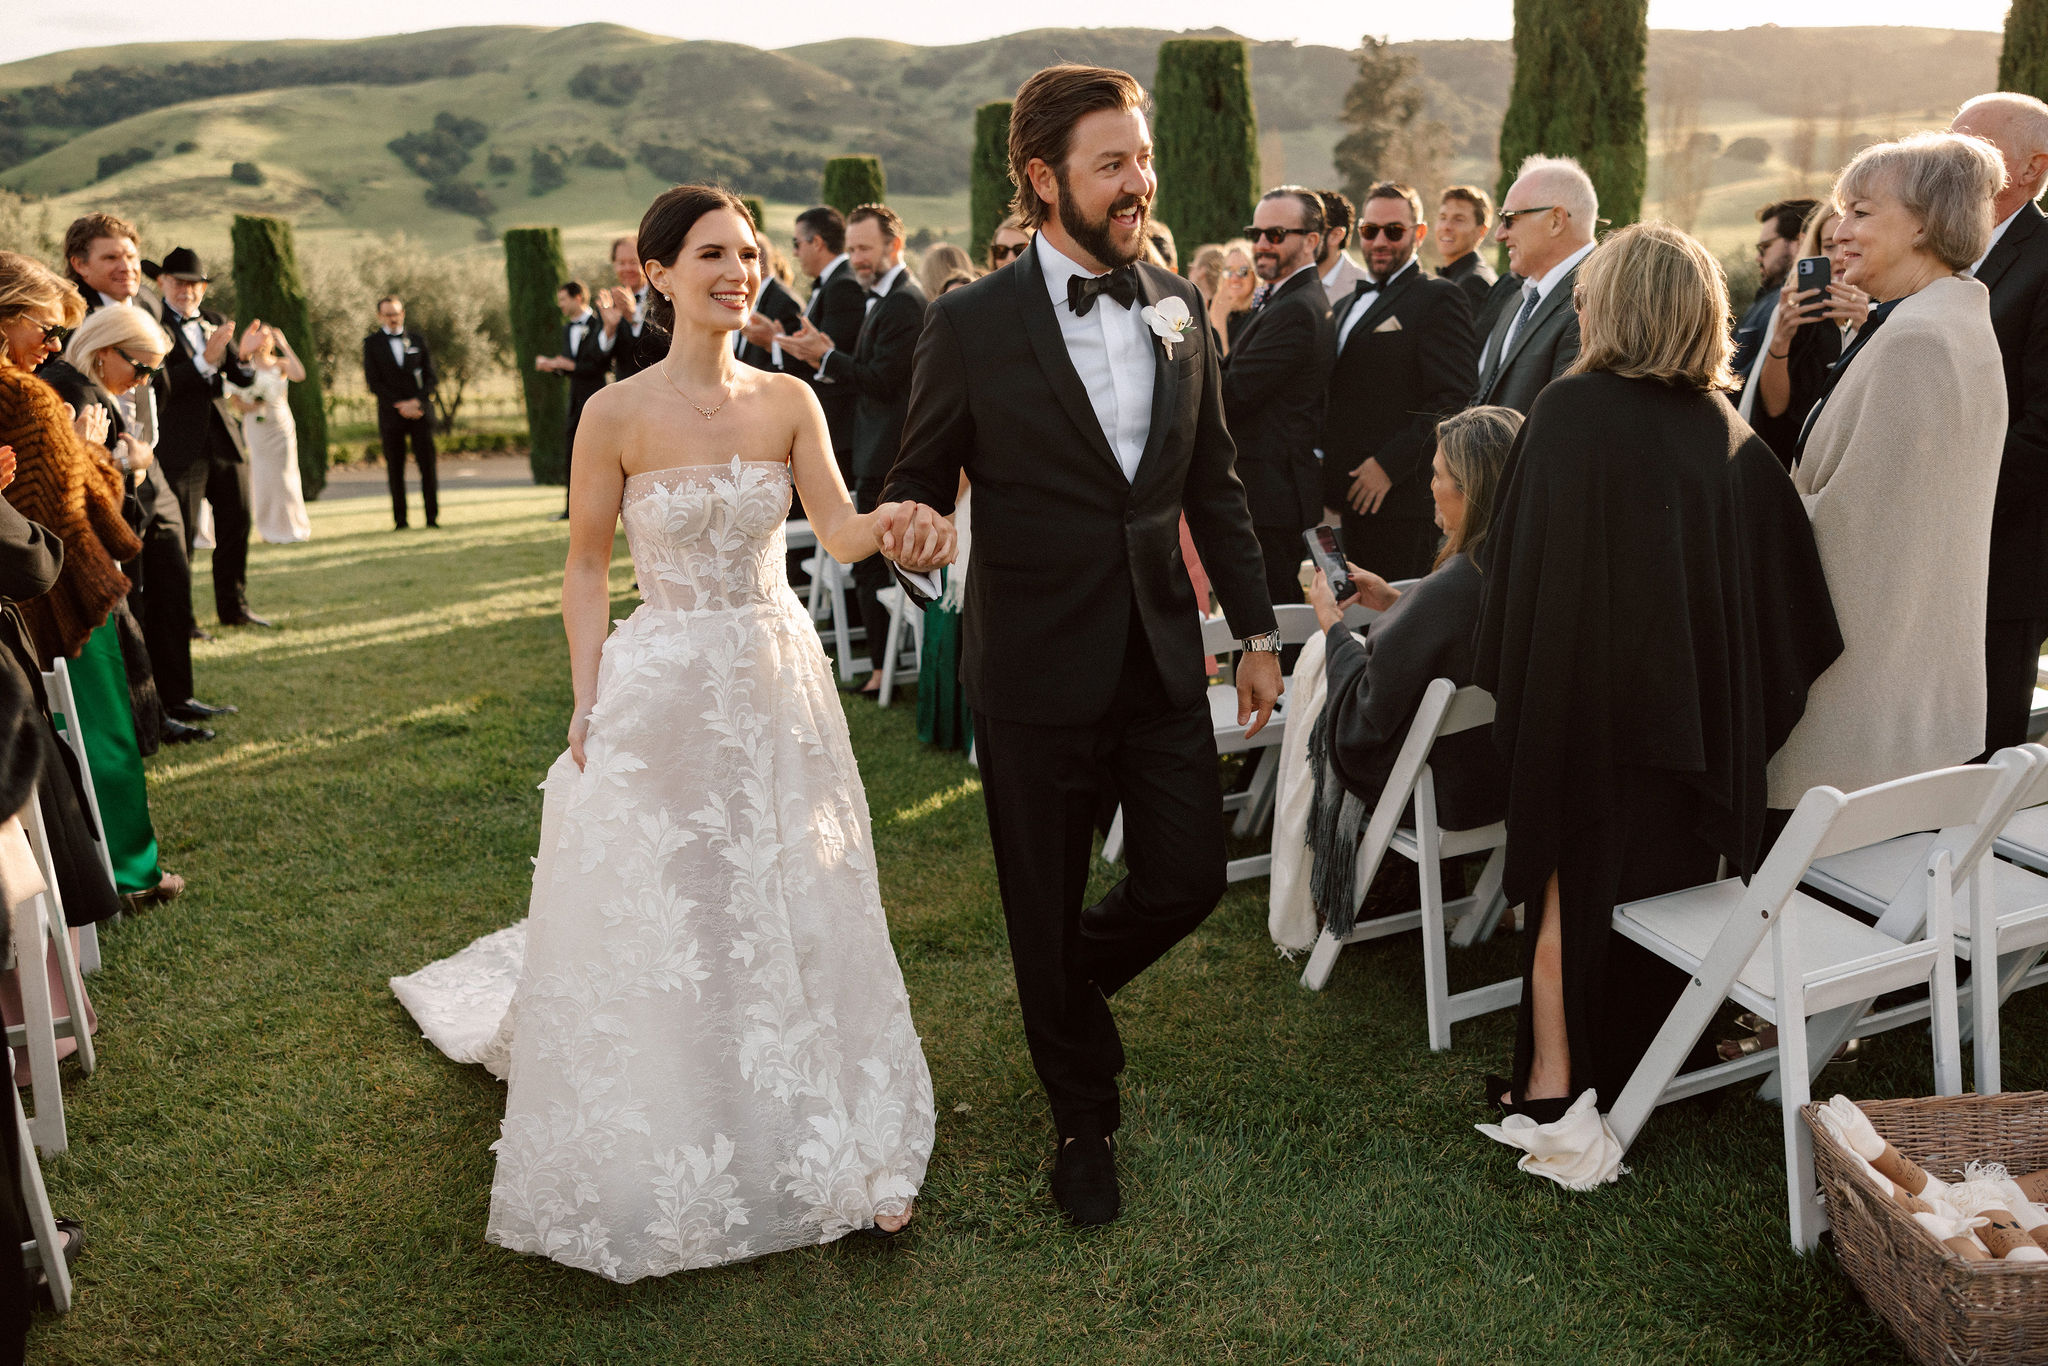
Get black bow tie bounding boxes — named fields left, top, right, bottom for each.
left=1067, top=267, right=1138, bottom=317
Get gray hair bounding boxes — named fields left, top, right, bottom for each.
left=1835, top=131, right=2005, bottom=272
left=1956, top=91, right=2048, bottom=160
left=64, top=301, right=168, bottom=376
left=1513, top=154, right=1599, bottom=227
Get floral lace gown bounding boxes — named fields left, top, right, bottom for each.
left=391, top=457, right=935, bottom=1281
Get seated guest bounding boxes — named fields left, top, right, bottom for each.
left=986, top=215, right=1033, bottom=273
left=1299, top=405, right=1518, bottom=929
left=1768, top=132, right=2010, bottom=813
left=1474, top=222, right=1841, bottom=1121
left=0, top=253, right=183, bottom=907
left=1434, top=185, right=1499, bottom=313
left=1740, top=204, right=1871, bottom=465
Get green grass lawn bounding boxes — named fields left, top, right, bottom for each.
left=26, top=480, right=2033, bottom=1364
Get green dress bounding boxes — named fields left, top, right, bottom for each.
left=68, top=618, right=161, bottom=894
left=916, top=569, right=971, bottom=752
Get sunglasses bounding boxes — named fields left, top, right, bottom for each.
left=1357, top=223, right=1409, bottom=242
left=1242, top=226, right=1315, bottom=245
left=990, top=242, right=1028, bottom=262
left=1223, top=266, right=1252, bottom=279
left=1496, top=205, right=1559, bottom=228
left=114, top=349, right=160, bottom=380
left=37, top=321, right=72, bottom=347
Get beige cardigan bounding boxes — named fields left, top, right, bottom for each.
left=1766, top=275, right=2007, bottom=807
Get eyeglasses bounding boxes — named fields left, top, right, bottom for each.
left=37, top=322, right=72, bottom=347
left=113, top=349, right=160, bottom=380
left=1357, top=223, right=1409, bottom=242
left=1242, top=226, right=1315, bottom=245
left=990, top=241, right=1028, bottom=263
left=1496, top=206, right=1559, bottom=228
left=1223, top=266, right=1252, bottom=279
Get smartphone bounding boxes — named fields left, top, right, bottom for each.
left=1795, top=256, right=1830, bottom=309
left=1303, top=526, right=1352, bottom=603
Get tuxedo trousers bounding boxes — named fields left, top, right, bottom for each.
left=165, top=456, right=252, bottom=623
left=973, top=614, right=1226, bottom=1138
left=377, top=408, right=438, bottom=527
left=1982, top=615, right=2048, bottom=755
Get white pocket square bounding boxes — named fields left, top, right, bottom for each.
left=1373, top=317, right=1403, bottom=333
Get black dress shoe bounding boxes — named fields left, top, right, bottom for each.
left=170, top=698, right=237, bottom=720
left=222, top=613, right=273, bottom=628
left=189, top=626, right=213, bottom=642
left=1051, top=1135, right=1120, bottom=1226
left=161, top=718, right=214, bottom=744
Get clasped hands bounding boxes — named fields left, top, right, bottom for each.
left=872, top=501, right=955, bottom=574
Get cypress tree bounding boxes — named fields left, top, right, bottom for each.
left=2003, top=0, right=2048, bottom=101
left=228, top=214, right=328, bottom=500
left=1153, top=38, right=1260, bottom=254
left=503, top=225, right=571, bottom=486
left=970, top=101, right=1013, bottom=262
left=741, top=196, right=767, bottom=232
left=1495, top=0, right=1649, bottom=230
left=821, top=156, right=886, bottom=215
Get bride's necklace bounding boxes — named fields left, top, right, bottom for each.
left=660, top=360, right=729, bottom=422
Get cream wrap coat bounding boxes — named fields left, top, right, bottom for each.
left=1766, top=275, right=2007, bottom=807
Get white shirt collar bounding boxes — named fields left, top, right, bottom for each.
left=1367, top=257, right=1418, bottom=291
left=1532, top=241, right=1596, bottom=301
left=566, top=308, right=595, bottom=326
left=98, top=290, right=129, bottom=310
left=1972, top=208, right=2024, bottom=278
left=821, top=253, right=850, bottom=283
left=384, top=328, right=406, bottom=338
left=869, top=262, right=906, bottom=299
left=1320, top=254, right=1356, bottom=290
left=1037, top=233, right=1108, bottom=311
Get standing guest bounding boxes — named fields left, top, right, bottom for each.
left=361, top=296, right=439, bottom=531
left=1742, top=205, right=1870, bottom=466
left=1768, top=133, right=2010, bottom=811
left=1435, top=185, right=1499, bottom=315
left=1323, top=183, right=1479, bottom=581
left=1223, top=186, right=1337, bottom=604
left=780, top=203, right=929, bottom=696
left=937, top=273, right=977, bottom=295
left=1472, top=156, right=1598, bottom=414
left=1731, top=198, right=1819, bottom=383
left=0, top=254, right=186, bottom=905
left=1207, top=239, right=1257, bottom=353
left=1314, top=189, right=1370, bottom=307
left=884, top=64, right=1281, bottom=1225
left=1952, top=93, right=2048, bottom=755
left=58, top=216, right=223, bottom=736
left=535, top=280, right=612, bottom=520
left=918, top=242, right=976, bottom=298
left=227, top=326, right=311, bottom=544
left=1187, top=243, right=1226, bottom=302
left=1144, top=219, right=1177, bottom=272
left=605, top=234, right=659, bottom=381
left=1474, top=223, right=1841, bottom=1120
left=732, top=255, right=804, bottom=373
left=147, top=247, right=268, bottom=627
left=786, top=207, right=866, bottom=482
left=987, top=215, right=1034, bottom=273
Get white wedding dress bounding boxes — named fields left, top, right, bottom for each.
left=392, top=457, right=935, bottom=1281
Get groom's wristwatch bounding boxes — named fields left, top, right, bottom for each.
left=1241, top=631, right=1282, bottom=655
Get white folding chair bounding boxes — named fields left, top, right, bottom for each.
left=1605, top=755, right=2026, bottom=1251
left=40, top=659, right=105, bottom=974
left=1298, top=680, right=1516, bottom=1046
left=799, top=553, right=866, bottom=679
left=8, top=793, right=97, bottom=1158
left=1801, top=743, right=2048, bottom=1093
left=875, top=586, right=927, bottom=708
left=13, top=1059, right=70, bottom=1312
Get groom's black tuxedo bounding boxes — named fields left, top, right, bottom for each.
left=886, top=237, right=1275, bottom=1142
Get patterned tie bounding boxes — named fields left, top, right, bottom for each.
left=1500, top=280, right=1542, bottom=359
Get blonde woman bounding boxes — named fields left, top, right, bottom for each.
left=226, top=325, right=311, bottom=543
left=917, top=241, right=975, bottom=298
left=1210, top=239, right=1256, bottom=354
left=1472, top=222, right=1841, bottom=1122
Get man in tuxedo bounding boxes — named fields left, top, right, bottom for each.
left=361, top=296, right=439, bottom=530
left=1733, top=198, right=1818, bottom=382
left=535, top=280, right=611, bottom=518
left=883, top=64, right=1281, bottom=1226
left=60, top=215, right=226, bottom=737
left=1472, top=156, right=1598, bottom=415
left=146, top=246, right=270, bottom=628
left=784, top=207, right=867, bottom=481
left=1223, top=186, right=1336, bottom=604
left=1434, top=185, right=1499, bottom=314
left=1325, top=183, right=1480, bottom=580
left=605, top=235, right=661, bottom=381
left=780, top=203, right=927, bottom=695
left=1953, top=94, right=2048, bottom=752
left=733, top=258, right=805, bottom=372
left=1314, top=189, right=1370, bottom=307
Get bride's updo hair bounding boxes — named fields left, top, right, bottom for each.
left=637, top=183, right=756, bottom=335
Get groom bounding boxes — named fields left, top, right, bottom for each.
left=885, top=64, right=1282, bottom=1225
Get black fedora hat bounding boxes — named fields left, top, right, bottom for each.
left=141, top=246, right=211, bottom=283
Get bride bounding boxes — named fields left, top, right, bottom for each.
left=392, top=184, right=953, bottom=1281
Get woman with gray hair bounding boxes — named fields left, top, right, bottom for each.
left=1766, top=131, right=2010, bottom=811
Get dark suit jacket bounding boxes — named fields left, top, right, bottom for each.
left=1324, top=265, right=1479, bottom=522
left=738, top=277, right=804, bottom=372
left=151, top=300, right=252, bottom=473
left=884, top=246, right=1277, bottom=727
left=1473, top=260, right=1583, bottom=415
left=361, top=329, right=437, bottom=417
left=1980, top=201, right=2048, bottom=622
left=562, top=314, right=611, bottom=416
left=819, top=269, right=927, bottom=484
left=1221, top=265, right=1336, bottom=530
left=1438, top=251, right=1497, bottom=316
left=1472, top=270, right=1522, bottom=357
left=611, top=288, right=662, bottom=380
left=1730, top=285, right=1780, bottom=385
left=796, top=259, right=872, bottom=464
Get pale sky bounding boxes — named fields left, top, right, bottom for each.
left=0, top=0, right=2010, bottom=67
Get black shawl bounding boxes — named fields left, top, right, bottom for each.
left=1474, top=372, right=1843, bottom=910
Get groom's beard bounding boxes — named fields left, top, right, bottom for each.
left=1055, top=173, right=1150, bottom=270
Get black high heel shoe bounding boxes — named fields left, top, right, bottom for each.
left=1483, top=1074, right=1574, bottom=1125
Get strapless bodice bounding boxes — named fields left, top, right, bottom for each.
left=620, top=458, right=792, bottom=612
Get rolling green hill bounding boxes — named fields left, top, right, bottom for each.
left=0, top=22, right=2005, bottom=273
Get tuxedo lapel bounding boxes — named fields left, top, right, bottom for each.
left=1977, top=201, right=2043, bottom=294
left=1013, top=244, right=1121, bottom=473
left=1132, top=265, right=1182, bottom=477
left=1493, top=264, right=1577, bottom=378
left=1339, top=265, right=1420, bottom=353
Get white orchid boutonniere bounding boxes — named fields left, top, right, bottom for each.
left=1141, top=295, right=1196, bottom=359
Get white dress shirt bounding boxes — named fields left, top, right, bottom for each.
left=163, top=307, right=218, bottom=379
left=1036, top=233, right=1154, bottom=482
left=566, top=309, right=612, bottom=358
left=1971, top=208, right=2022, bottom=278
left=866, top=262, right=906, bottom=311
left=384, top=328, right=407, bottom=368
left=1335, top=258, right=1418, bottom=352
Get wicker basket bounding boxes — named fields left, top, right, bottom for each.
left=1804, top=1092, right=2048, bottom=1365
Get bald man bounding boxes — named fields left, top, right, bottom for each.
left=1954, top=92, right=2048, bottom=752
left=1472, top=154, right=1598, bottom=415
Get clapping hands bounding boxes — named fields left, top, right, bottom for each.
left=873, top=501, right=955, bottom=573
left=778, top=317, right=833, bottom=365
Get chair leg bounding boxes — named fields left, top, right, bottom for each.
left=1450, top=847, right=1508, bottom=948
left=1234, top=750, right=1278, bottom=838
left=829, top=575, right=854, bottom=680
left=1776, top=1005, right=1826, bottom=1252
left=1414, top=787, right=1453, bottom=1052
left=1301, top=928, right=1344, bottom=991
left=14, top=1076, right=69, bottom=1313
left=1930, top=946, right=1965, bottom=1100
left=12, top=893, right=65, bottom=1156
left=76, top=922, right=99, bottom=976
left=878, top=597, right=906, bottom=708
left=29, top=790, right=92, bottom=1076
left=1101, top=808, right=1125, bottom=865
